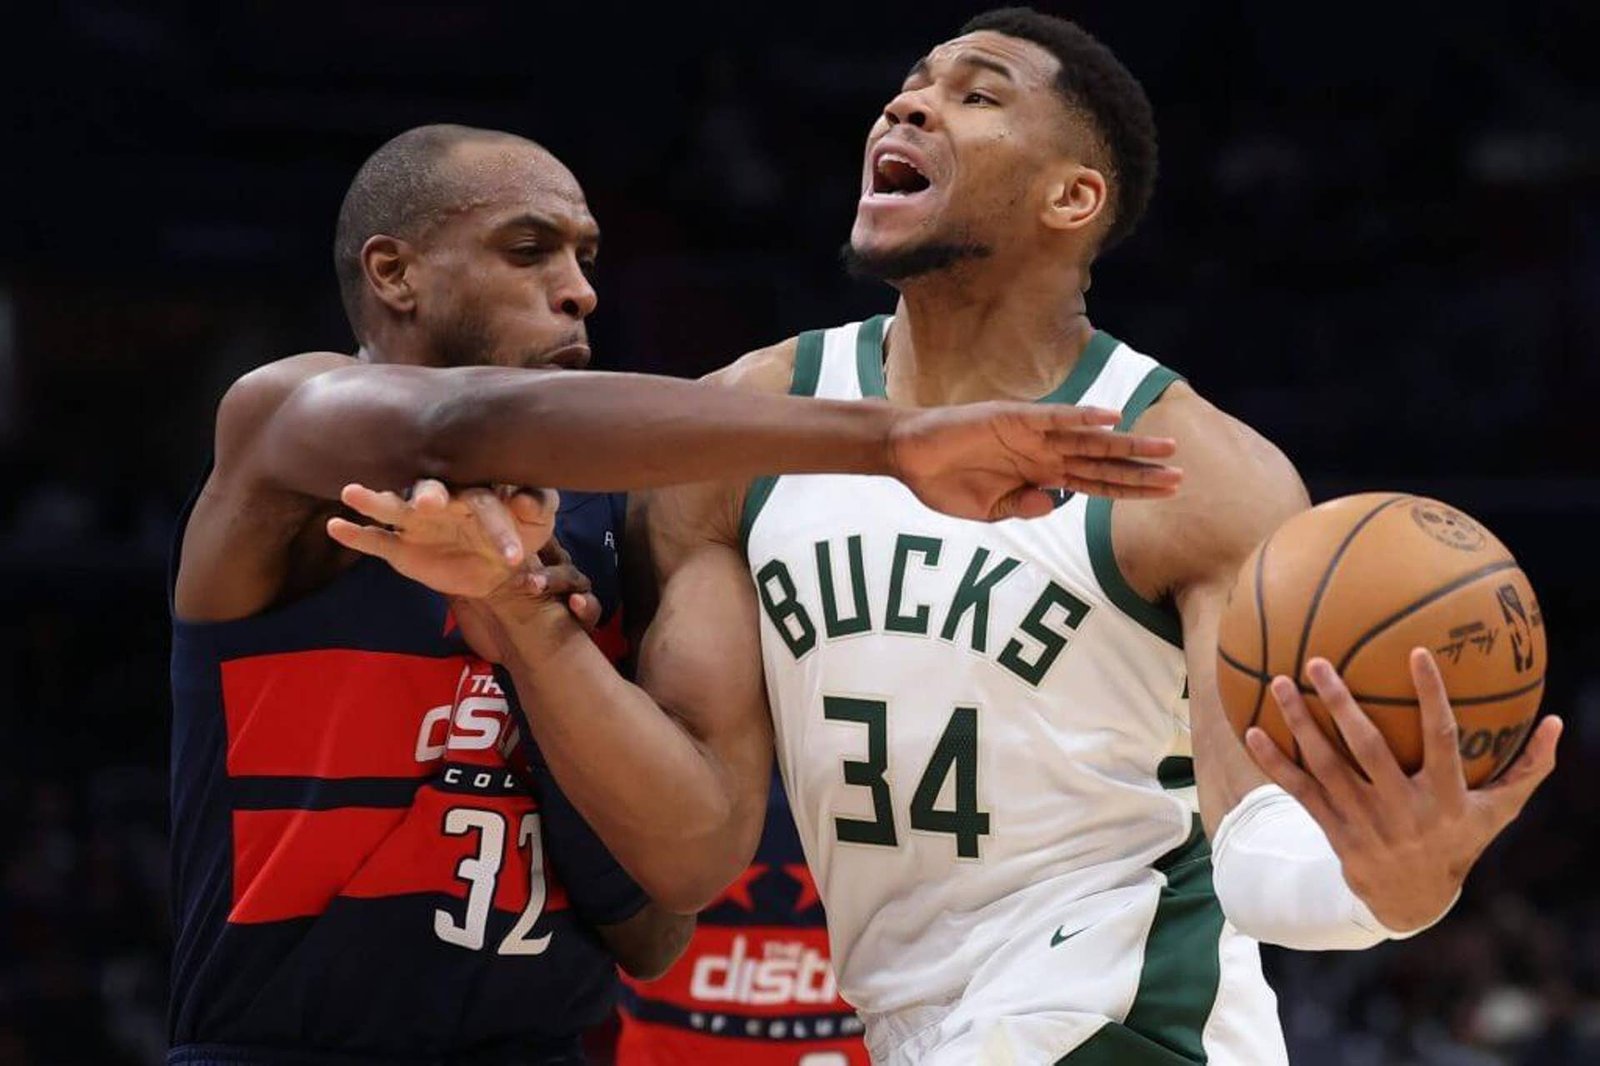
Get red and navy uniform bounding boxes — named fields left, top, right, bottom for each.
left=616, top=773, right=867, bottom=1065
left=169, top=487, right=639, bottom=1065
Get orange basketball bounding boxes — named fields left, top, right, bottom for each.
left=1217, top=493, right=1546, bottom=786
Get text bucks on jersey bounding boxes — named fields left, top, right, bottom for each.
left=742, top=317, right=1205, bottom=1014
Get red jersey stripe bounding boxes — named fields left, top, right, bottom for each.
left=231, top=806, right=408, bottom=923
left=221, top=650, right=469, bottom=779
left=341, top=787, right=570, bottom=913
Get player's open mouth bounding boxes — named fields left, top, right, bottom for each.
left=863, top=142, right=936, bottom=203
left=872, top=153, right=931, bottom=196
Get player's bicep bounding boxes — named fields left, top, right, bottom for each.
left=235, top=357, right=441, bottom=501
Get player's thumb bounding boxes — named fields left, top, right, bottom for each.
left=993, top=487, right=1053, bottom=522
left=1482, top=717, right=1562, bottom=821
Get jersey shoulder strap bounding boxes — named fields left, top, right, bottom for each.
left=741, top=317, right=888, bottom=546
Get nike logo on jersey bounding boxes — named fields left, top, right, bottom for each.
left=1050, top=924, right=1085, bottom=948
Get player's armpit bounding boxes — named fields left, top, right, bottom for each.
left=597, top=904, right=696, bottom=982
left=1115, top=382, right=1312, bottom=837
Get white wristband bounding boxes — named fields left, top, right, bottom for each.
left=1211, top=785, right=1459, bottom=951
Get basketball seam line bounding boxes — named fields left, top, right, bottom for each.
left=1333, top=558, right=1522, bottom=675
left=1289, top=494, right=1409, bottom=687
left=1217, top=647, right=1544, bottom=706
left=1246, top=534, right=1272, bottom=731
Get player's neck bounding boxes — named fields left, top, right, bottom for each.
left=356, top=326, right=433, bottom=366
left=884, top=267, right=1093, bottom=407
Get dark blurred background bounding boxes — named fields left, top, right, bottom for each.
left=3, top=1, right=1597, bottom=1063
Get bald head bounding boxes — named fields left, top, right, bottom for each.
left=333, top=124, right=579, bottom=339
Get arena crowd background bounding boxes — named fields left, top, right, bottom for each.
left=4, top=1, right=1597, bottom=1062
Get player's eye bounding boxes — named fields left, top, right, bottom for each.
left=579, top=258, right=598, bottom=278
left=963, top=91, right=997, bottom=106
left=511, top=244, right=548, bottom=260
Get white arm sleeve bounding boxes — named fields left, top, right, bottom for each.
left=1211, top=784, right=1458, bottom=951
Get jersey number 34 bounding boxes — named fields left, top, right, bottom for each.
left=826, top=696, right=991, bottom=859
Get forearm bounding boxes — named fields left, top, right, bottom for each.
left=424, top=368, right=901, bottom=490
left=1212, top=784, right=1455, bottom=949
left=489, top=603, right=759, bottom=913
left=1193, top=686, right=1271, bottom=839
left=257, top=363, right=901, bottom=502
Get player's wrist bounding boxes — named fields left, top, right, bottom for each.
left=479, top=582, right=575, bottom=640
left=1211, top=784, right=1463, bottom=951
left=1346, top=861, right=1466, bottom=936
left=1349, top=880, right=1462, bottom=941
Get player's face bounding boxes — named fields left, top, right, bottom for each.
left=414, top=147, right=599, bottom=370
left=849, top=32, right=1074, bottom=280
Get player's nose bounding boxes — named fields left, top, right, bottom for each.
left=552, top=251, right=597, bottom=320
left=883, top=87, right=937, bottom=131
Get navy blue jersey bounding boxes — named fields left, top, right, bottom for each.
left=168, top=487, right=640, bottom=1065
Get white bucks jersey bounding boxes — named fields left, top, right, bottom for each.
left=744, top=318, right=1285, bottom=1064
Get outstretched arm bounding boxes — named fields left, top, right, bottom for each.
left=224, top=346, right=1179, bottom=505
left=184, top=341, right=1180, bottom=621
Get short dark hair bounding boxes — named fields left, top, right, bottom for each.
left=333, top=124, right=527, bottom=339
left=959, top=7, right=1157, bottom=251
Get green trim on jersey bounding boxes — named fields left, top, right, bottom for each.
left=741, top=330, right=827, bottom=550
left=854, top=314, right=891, bottom=398
left=1056, top=818, right=1224, bottom=1065
left=856, top=319, right=1119, bottom=405
left=1041, top=330, right=1120, bottom=405
left=1085, top=365, right=1185, bottom=648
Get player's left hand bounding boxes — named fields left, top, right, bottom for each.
left=327, top=478, right=557, bottom=598
left=1245, top=649, right=1562, bottom=933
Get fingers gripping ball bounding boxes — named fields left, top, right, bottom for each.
left=1217, top=494, right=1546, bottom=786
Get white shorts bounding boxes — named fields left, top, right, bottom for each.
left=862, top=834, right=1287, bottom=1065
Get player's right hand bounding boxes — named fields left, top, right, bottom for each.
left=887, top=403, right=1181, bottom=521
left=326, top=478, right=559, bottom=598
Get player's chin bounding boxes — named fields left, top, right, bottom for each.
left=845, top=224, right=928, bottom=280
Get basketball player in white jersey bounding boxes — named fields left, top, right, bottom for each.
left=335, top=8, right=1561, bottom=1063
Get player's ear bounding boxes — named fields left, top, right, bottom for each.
left=362, top=234, right=418, bottom=317
left=1040, top=163, right=1108, bottom=236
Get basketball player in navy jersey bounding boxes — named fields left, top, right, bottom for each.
left=169, top=122, right=1183, bottom=1066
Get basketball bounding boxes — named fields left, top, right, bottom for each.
left=1216, top=493, right=1546, bottom=786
